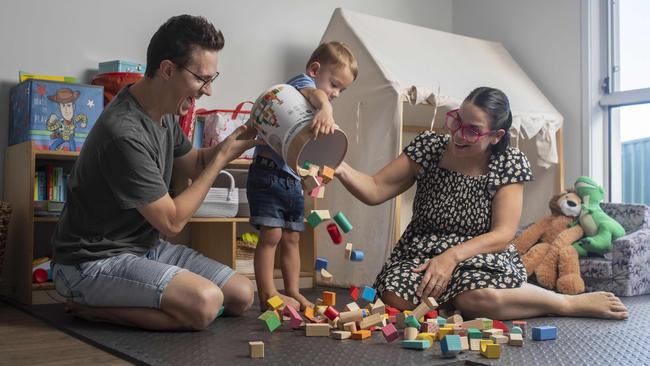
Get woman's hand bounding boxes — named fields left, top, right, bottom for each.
left=412, top=252, right=458, bottom=300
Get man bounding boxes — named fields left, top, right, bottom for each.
left=51, top=15, right=262, bottom=330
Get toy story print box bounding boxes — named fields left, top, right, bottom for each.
left=9, top=79, right=103, bottom=151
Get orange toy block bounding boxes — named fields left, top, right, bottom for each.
left=323, top=291, right=336, bottom=306
left=351, top=330, right=371, bottom=340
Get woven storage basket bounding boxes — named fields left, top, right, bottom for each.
left=0, top=202, right=11, bottom=278
left=194, top=171, right=239, bottom=218
left=236, top=240, right=256, bottom=260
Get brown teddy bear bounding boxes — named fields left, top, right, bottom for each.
left=514, top=190, right=586, bottom=295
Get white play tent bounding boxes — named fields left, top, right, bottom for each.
left=316, top=8, right=565, bottom=288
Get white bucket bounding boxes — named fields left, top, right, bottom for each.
left=250, top=84, right=348, bottom=172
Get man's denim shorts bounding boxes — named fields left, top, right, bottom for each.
left=52, top=240, right=235, bottom=308
left=246, top=156, right=305, bottom=232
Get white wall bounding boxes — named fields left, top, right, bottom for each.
left=452, top=0, right=582, bottom=190
left=0, top=0, right=452, bottom=198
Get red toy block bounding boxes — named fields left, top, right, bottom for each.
left=382, top=323, right=400, bottom=343
left=350, top=286, right=359, bottom=301
left=425, top=310, right=439, bottom=320
left=385, top=306, right=401, bottom=317
left=493, top=319, right=510, bottom=334
left=327, top=223, right=343, bottom=244
left=324, top=306, right=340, bottom=321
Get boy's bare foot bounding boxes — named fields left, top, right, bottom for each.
left=562, top=291, right=629, bottom=320
left=286, top=290, right=315, bottom=311
left=258, top=291, right=300, bottom=312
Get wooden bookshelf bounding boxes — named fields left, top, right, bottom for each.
left=2, top=141, right=316, bottom=305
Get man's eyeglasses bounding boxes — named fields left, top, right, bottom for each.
left=180, top=65, right=219, bottom=92
left=445, top=108, right=497, bottom=144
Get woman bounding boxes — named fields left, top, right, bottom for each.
left=335, top=87, right=628, bottom=320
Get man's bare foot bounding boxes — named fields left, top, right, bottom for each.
left=258, top=291, right=300, bottom=312
left=562, top=291, right=629, bottom=320
left=285, top=290, right=315, bottom=311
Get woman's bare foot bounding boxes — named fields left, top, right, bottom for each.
left=258, top=291, right=300, bottom=312
left=285, top=290, right=315, bottom=311
left=561, top=291, right=629, bottom=320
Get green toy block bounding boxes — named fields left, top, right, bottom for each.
left=307, top=211, right=324, bottom=228
left=404, top=315, right=420, bottom=329
left=333, top=211, right=353, bottom=233
left=216, top=305, right=225, bottom=318
left=302, top=160, right=312, bottom=169
left=258, top=310, right=281, bottom=332
left=402, top=339, right=431, bottom=349
left=468, top=328, right=483, bottom=339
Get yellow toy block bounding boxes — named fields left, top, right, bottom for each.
left=438, top=326, right=454, bottom=341
left=351, top=329, right=371, bottom=340
left=480, top=340, right=501, bottom=359
left=267, top=295, right=284, bottom=310
left=416, top=333, right=435, bottom=343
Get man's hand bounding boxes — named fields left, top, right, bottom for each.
left=215, top=125, right=265, bottom=164
left=310, top=104, right=336, bottom=139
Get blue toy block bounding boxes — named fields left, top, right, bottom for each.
left=402, top=340, right=430, bottom=349
left=350, top=250, right=364, bottom=261
left=532, top=326, right=557, bottom=341
left=440, top=335, right=462, bottom=357
left=360, top=286, right=376, bottom=303
left=315, top=257, right=328, bottom=271
left=437, top=316, right=447, bottom=326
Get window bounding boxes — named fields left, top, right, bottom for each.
left=602, top=0, right=650, bottom=205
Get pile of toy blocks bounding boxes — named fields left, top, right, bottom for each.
left=251, top=289, right=558, bottom=359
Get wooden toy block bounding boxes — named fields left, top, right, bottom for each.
left=302, top=174, right=320, bottom=192
left=351, top=330, right=371, bottom=340
left=304, top=307, right=315, bottom=322
left=382, top=323, right=400, bottom=343
left=345, top=302, right=360, bottom=312
left=509, top=333, right=524, bottom=346
left=307, top=212, right=324, bottom=228
left=321, top=165, right=335, bottom=184
left=371, top=298, right=386, bottom=315
left=424, top=310, right=438, bottom=320
left=385, top=306, right=400, bottom=317
left=467, top=328, right=483, bottom=339
left=532, top=325, right=557, bottom=341
left=320, top=268, right=333, bottom=282
left=437, top=316, right=447, bottom=326
left=446, top=314, right=463, bottom=324
left=359, top=313, right=383, bottom=329
left=333, top=211, right=353, bottom=233
left=296, top=166, right=310, bottom=177
left=395, top=313, right=407, bottom=329
left=312, top=209, right=331, bottom=220
left=411, top=302, right=431, bottom=320
left=314, top=257, right=328, bottom=271
left=420, top=321, right=438, bottom=334
left=401, top=340, right=431, bottom=350
left=327, top=223, right=343, bottom=244
left=404, top=326, right=419, bottom=340
left=266, top=295, right=284, bottom=310
left=424, top=297, right=439, bottom=309
left=480, top=340, right=501, bottom=359
left=249, top=341, right=264, bottom=359
left=316, top=305, right=327, bottom=316
left=302, top=160, right=312, bottom=169
left=324, top=306, right=340, bottom=321
left=350, top=250, right=364, bottom=261
left=349, top=286, right=360, bottom=301
left=258, top=311, right=281, bottom=332
left=461, top=319, right=485, bottom=330
left=344, top=242, right=353, bottom=259
left=306, top=323, right=331, bottom=337
left=416, top=332, right=435, bottom=343
left=440, top=335, right=463, bottom=358
left=482, top=328, right=503, bottom=338
left=452, top=324, right=465, bottom=336
left=478, top=318, right=493, bottom=330
left=322, top=291, right=336, bottom=306
left=469, top=338, right=482, bottom=351
left=437, top=326, right=454, bottom=341
left=332, top=330, right=352, bottom=340
left=343, top=321, right=357, bottom=332
left=339, top=310, right=363, bottom=324
left=308, top=164, right=320, bottom=177
left=510, top=325, right=523, bottom=335
left=282, top=304, right=303, bottom=329
left=492, top=319, right=509, bottom=334
left=512, top=320, right=527, bottom=334
left=314, top=184, right=325, bottom=198
left=360, top=286, right=376, bottom=303
left=404, top=315, right=420, bottom=329
left=309, top=176, right=324, bottom=197
left=490, top=335, right=509, bottom=344
left=460, top=336, right=470, bottom=351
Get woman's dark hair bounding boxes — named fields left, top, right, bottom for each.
left=145, top=15, right=224, bottom=78
left=464, top=87, right=512, bottom=155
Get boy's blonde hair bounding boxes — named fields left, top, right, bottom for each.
left=307, top=41, right=358, bottom=80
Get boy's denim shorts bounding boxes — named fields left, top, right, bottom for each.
left=52, top=240, right=235, bottom=308
left=247, top=156, right=305, bottom=232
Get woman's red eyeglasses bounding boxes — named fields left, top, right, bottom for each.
left=445, top=109, right=497, bottom=144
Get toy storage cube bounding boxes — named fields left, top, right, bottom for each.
left=9, top=79, right=103, bottom=151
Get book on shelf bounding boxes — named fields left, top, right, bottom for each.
left=34, top=200, right=65, bottom=216
left=34, top=165, right=69, bottom=202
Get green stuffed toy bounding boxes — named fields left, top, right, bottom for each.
left=572, top=176, right=626, bottom=256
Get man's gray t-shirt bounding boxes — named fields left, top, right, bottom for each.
left=52, top=87, right=192, bottom=265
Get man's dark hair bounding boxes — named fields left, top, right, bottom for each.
left=145, top=15, right=224, bottom=78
